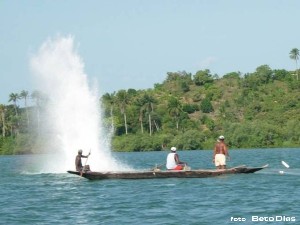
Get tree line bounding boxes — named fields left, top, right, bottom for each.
left=103, top=67, right=300, bottom=151
left=0, top=48, right=299, bottom=154
left=0, top=90, right=46, bottom=154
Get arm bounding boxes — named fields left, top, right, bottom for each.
left=174, top=154, right=185, bottom=165
left=81, top=152, right=91, bottom=158
left=224, top=144, right=230, bottom=159
left=213, top=145, right=217, bottom=162
left=174, top=154, right=180, bottom=164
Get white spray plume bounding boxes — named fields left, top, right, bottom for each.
left=30, top=35, right=130, bottom=172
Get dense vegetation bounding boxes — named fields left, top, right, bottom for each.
left=103, top=65, right=300, bottom=151
left=1, top=49, right=300, bottom=154
left=0, top=91, right=44, bottom=155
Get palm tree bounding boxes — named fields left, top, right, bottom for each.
left=101, top=92, right=116, bottom=131
left=139, top=107, right=145, bottom=134
left=8, top=93, right=19, bottom=117
left=0, top=104, right=6, bottom=137
left=167, top=96, right=182, bottom=130
left=8, top=93, right=20, bottom=129
left=142, top=93, right=156, bottom=136
left=31, top=90, right=42, bottom=133
left=289, top=48, right=299, bottom=80
left=116, top=90, right=130, bottom=135
left=135, top=94, right=147, bottom=134
left=20, top=90, right=30, bottom=126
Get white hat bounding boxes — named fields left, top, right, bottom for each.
left=218, top=135, right=225, bottom=140
left=171, top=147, right=177, bottom=152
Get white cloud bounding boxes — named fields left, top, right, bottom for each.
left=198, top=56, right=217, bottom=69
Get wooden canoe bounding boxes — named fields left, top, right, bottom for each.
left=67, top=164, right=268, bottom=180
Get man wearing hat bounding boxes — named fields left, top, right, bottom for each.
left=166, top=147, right=187, bottom=170
left=213, top=135, right=230, bottom=169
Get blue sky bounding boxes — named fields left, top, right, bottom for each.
left=1, top=0, right=299, bottom=104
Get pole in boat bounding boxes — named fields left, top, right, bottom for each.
left=85, top=149, right=91, bottom=166
left=81, top=149, right=91, bottom=176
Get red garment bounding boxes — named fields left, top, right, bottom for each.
left=173, top=165, right=184, bottom=170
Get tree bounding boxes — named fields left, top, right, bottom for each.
left=101, top=93, right=116, bottom=131
left=223, top=71, right=241, bottom=79
left=167, top=97, right=182, bottom=130
left=180, top=81, right=190, bottom=92
left=200, top=98, right=214, bottom=113
left=193, top=69, right=214, bottom=86
left=255, top=65, right=273, bottom=84
left=142, top=93, right=156, bottom=136
left=273, top=69, right=290, bottom=81
left=116, top=90, right=130, bottom=135
left=8, top=93, right=19, bottom=117
left=139, top=107, right=145, bottom=134
left=8, top=92, right=20, bottom=130
left=20, top=90, right=30, bottom=126
left=31, top=90, right=43, bottom=133
left=289, top=48, right=299, bottom=80
left=135, top=94, right=146, bottom=134
left=0, top=104, right=6, bottom=137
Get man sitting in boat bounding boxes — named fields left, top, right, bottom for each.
left=75, top=149, right=91, bottom=172
left=166, top=147, right=187, bottom=170
left=213, top=135, right=230, bottom=169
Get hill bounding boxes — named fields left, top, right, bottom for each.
left=1, top=64, right=300, bottom=154
left=102, top=65, right=300, bottom=151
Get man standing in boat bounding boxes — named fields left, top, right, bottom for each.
left=166, top=147, right=187, bottom=170
left=213, top=135, right=230, bottom=169
left=75, top=149, right=90, bottom=172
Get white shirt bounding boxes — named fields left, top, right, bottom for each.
left=166, top=152, right=177, bottom=169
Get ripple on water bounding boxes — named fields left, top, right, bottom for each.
left=1, top=149, right=300, bottom=224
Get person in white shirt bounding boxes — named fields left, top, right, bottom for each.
left=166, top=147, right=187, bottom=170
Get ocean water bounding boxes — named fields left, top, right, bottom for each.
left=0, top=148, right=299, bottom=225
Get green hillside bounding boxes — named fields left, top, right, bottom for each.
left=102, top=65, right=300, bottom=151
left=1, top=65, right=300, bottom=154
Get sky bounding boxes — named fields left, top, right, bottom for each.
left=1, top=0, right=300, bottom=105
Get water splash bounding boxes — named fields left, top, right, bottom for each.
left=30, top=35, right=130, bottom=172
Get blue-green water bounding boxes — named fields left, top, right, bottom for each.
left=1, top=148, right=299, bottom=225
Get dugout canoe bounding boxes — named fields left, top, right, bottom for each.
left=67, top=164, right=268, bottom=180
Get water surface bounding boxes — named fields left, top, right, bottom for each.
left=0, top=148, right=299, bottom=224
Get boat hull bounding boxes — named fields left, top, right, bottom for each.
left=67, top=165, right=267, bottom=180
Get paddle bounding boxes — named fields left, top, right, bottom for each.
left=81, top=149, right=91, bottom=176
left=281, top=160, right=290, bottom=168
left=151, top=164, right=164, bottom=171
left=84, top=149, right=91, bottom=166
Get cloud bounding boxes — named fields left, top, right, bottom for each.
left=198, top=56, right=217, bottom=69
